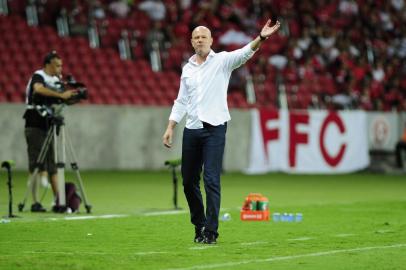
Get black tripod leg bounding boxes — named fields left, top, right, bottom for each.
left=55, top=126, right=66, bottom=208
left=19, top=127, right=54, bottom=212
left=38, top=180, right=50, bottom=203
left=71, top=164, right=91, bottom=213
left=66, top=129, right=92, bottom=213
left=18, top=168, right=39, bottom=212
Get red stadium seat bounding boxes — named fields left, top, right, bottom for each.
left=2, top=2, right=401, bottom=110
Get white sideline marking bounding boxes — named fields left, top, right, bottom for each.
left=144, top=210, right=188, bottom=216
left=25, top=251, right=74, bottom=255
left=375, top=229, right=395, bottom=234
left=48, top=214, right=128, bottom=221
left=334, top=233, right=356, bottom=238
left=287, top=237, right=313, bottom=241
left=240, top=241, right=268, bottom=246
left=189, top=246, right=218, bottom=250
left=22, top=251, right=169, bottom=256
left=164, top=243, right=406, bottom=270
left=134, top=251, right=169, bottom=255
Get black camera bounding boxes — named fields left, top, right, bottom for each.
left=61, top=75, right=88, bottom=105
left=31, top=75, right=88, bottom=119
left=36, top=75, right=88, bottom=106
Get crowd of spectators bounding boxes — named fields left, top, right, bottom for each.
left=19, top=0, right=406, bottom=110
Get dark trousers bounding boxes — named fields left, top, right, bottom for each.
left=395, top=141, right=406, bottom=168
left=181, top=122, right=227, bottom=234
left=25, top=127, right=56, bottom=174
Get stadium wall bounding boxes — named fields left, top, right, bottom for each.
left=0, top=104, right=403, bottom=172
left=0, top=104, right=251, bottom=171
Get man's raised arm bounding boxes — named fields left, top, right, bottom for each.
left=250, top=19, right=281, bottom=51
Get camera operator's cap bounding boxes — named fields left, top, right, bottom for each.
left=43, top=50, right=60, bottom=65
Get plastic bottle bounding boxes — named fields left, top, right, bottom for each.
left=257, top=196, right=269, bottom=211
left=249, top=193, right=261, bottom=211
left=275, top=212, right=302, bottom=222
left=272, top=212, right=281, bottom=222
left=0, top=219, right=11, bottom=224
left=242, top=194, right=258, bottom=211
left=221, top=212, right=231, bottom=221
left=295, top=213, right=303, bottom=222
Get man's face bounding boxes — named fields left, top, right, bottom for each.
left=49, top=58, right=63, bottom=77
left=191, top=27, right=213, bottom=57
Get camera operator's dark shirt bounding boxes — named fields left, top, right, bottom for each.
left=23, top=71, right=60, bottom=131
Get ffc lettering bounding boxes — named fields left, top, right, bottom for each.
left=259, top=110, right=347, bottom=168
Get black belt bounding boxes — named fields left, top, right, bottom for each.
left=202, top=122, right=226, bottom=128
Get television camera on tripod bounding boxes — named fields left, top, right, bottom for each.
left=19, top=51, right=91, bottom=213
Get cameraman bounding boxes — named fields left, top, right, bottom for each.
left=23, top=51, right=76, bottom=212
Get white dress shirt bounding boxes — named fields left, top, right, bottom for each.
left=169, top=43, right=256, bottom=129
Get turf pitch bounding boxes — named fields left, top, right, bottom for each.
left=0, top=171, right=405, bottom=270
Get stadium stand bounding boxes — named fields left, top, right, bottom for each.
left=0, top=0, right=405, bottom=110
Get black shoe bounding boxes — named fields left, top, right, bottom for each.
left=52, top=205, right=60, bottom=213
left=194, top=227, right=205, bottom=243
left=31, top=202, right=46, bottom=212
left=52, top=205, right=67, bottom=213
left=203, top=231, right=218, bottom=244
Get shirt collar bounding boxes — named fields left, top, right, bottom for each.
left=189, top=50, right=216, bottom=66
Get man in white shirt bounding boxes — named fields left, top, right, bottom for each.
left=162, top=19, right=281, bottom=244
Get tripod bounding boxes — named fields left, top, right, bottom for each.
left=18, top=114, right=92, bottom=213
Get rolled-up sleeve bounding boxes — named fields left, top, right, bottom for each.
left=222, top=43, right=256, bottom=71
left=169, top=78, right=188, bottom=123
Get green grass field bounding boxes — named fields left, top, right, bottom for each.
left=0, top=171, right=405, bottom=270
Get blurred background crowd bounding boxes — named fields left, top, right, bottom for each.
left=0, top=0, right=405, bottom=110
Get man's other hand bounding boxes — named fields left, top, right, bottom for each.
left=60, top=90, right=77, bottom=100
left=162, top=128, right=173, bottom=148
